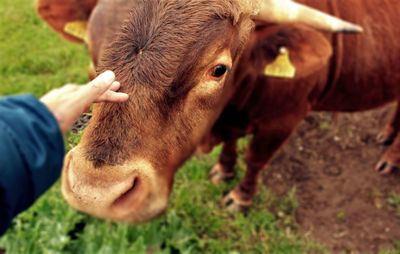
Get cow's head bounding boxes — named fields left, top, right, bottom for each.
left=61, top=0, right=362, bottom=223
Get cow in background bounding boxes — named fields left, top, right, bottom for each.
left=36, top=0, right=97, bottom=42
left=37, top=0, right=399, bottom=221
left=36, top=0, right=98, bottom=78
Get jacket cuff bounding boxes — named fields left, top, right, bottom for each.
left=0, top=94, right=65, bottom=202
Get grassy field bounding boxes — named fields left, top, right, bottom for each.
left=0, top=1, right=397, bottom=254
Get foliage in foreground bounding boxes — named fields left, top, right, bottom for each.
left=1, top=132, right=327, bottom=254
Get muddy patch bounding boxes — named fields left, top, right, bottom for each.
left=264, top=104, right=400, bottom=253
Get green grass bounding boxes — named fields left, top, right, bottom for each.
left=0, top=1, right=396, bottom=253
left=0, top=0, right=89, bottom=97
left=387, top=193, right=400, bottom=218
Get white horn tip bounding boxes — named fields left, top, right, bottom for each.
left=339, top=24, right=364, bottom=33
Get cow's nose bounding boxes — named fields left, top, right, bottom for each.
left=111, top=176, right=143, bottom=212
left=63, top=150, right=139, bottom=204
left=61, top=147, right=163, bottom=222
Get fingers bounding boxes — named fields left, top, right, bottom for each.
left=88, top=75, right=129, bottom=103
left=39, top=70, right=129, bottom=134
left=109, top=81, right=121, bottom=92
left=80, top=70, right=116, bottom=103
left=80, top=71, right=129, bottom=104
left=62, top=84, right=80, bottom=93
left=96, top=81, right=129, bottom=102
left=96, top=90, right=129, bottom=103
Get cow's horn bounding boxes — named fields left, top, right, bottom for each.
left=256, top=0, right=363, bottom=33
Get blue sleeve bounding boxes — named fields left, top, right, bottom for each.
left=0, top=95, right=65, bottom=235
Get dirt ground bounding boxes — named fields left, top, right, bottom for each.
left=264, top=104, right=400, bottom=253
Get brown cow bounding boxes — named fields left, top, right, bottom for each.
left=38, top=0, right=400, bottom=222
left=36, top=0, right=99, bottom=78
left=36, top=0, right=98, bottom=42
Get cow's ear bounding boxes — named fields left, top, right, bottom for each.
left=35, top=0, right=98, bottom=43
left=256, top=24, right=333, bottom=79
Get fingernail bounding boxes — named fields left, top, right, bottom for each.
left=100, top=70, right=115, bottom=83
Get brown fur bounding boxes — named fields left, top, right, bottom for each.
left=209, top=0, right=400, bottom=208
left=83, top=0, right=253, bottom=168
left=41, top=0, right=400, bottom=217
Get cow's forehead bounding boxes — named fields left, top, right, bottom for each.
left=89, top=0, right=254, bottom=168
left=99, top=0, right=249, bottom=88
left=130, top=0, right=248, bottom=24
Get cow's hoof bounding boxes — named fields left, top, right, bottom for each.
left=72, top=113, right=92, bottom=133
left=221, top=189, right=252, bottom=212
left=375, top=159, right=399, bottom=175
left=209, top=163, right=235, bottom=185
left=376, top=126, right=396, bottom=146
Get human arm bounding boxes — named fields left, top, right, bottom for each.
left=0, top=71, right=128, bottom=234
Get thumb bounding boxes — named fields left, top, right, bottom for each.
left=80, top=70, right=116, bottom=103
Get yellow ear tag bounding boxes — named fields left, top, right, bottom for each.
left=64, top=21, right=89, bottom=43
left=264, top=47, right=296, bottom=78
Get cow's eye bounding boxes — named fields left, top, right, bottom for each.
left=210, top=65, right=228, bottom=79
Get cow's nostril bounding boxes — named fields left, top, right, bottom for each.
left=111, top=177, right=141, bottom=210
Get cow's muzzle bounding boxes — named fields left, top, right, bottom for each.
left=61, top=146, right=169, bottom=223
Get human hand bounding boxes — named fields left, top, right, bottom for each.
left=40, top=70, right=128, bottom=134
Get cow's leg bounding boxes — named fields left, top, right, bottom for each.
left=222, top=122, right=298, bottom=212
left=376, top=133, right=400, bottom=174
left=209, top=140, right=237, bottom=185
left=377, top=102, right=400, bottom=146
